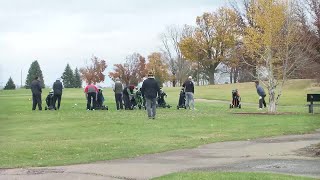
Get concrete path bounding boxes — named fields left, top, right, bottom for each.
left=1, top=130, right=320, bottom=180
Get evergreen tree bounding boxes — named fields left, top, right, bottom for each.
left=61, top=64, right=74, bottom=88
left=73, top=67, right=82, bottom=88
left=25, top=60, right=45, bottom=88
left=4, top=77, right=16, bottom=90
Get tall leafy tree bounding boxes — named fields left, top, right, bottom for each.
left=61, top=64, right=74, bottom=88
left=80, top=56, right=107, bottom=84
left=4, top=77, right=16, bottom=90
left=146, top=52, right=170, bottom=86
left=109, top=53, right=147, bottom=86
left=73, top=67, right=82, bottom=88
left=243, top=0, right=319, bottom=112
left=25, top=60, right=45, bottom=88
left=179, top=8, right=241, bottom=84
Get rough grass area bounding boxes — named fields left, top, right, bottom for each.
left=0, top=79, right=319, bottom=168
left=153, top=172, right=317, bottom=180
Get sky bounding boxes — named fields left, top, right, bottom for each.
left=0, top=0, right=226, bottom=87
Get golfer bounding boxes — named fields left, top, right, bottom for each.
left=183, top=76, right=195, bottom=110
left=31, top=76, right=42, bottom=110
left=255, top=81, right=267, bottom=109
left=141, top=71, right=160, bottom=119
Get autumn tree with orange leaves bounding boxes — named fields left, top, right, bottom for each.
left=146, top=52, right=170, bottom=86
left=179, top=8, right=241, bottom=85
left=109, top=53, right=147, bottom=86
left=80, top=56, right=107, bottom=84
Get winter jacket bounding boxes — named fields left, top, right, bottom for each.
left=141, top=77, right=160, bottom=99
left=53, top=80, right=63, bottom=95
left=183, top=80, right=194, bottom=93
left=31, top=80, right=42, bottom=95
left=256, top=85, right=266, bottom=96
left=84, top=84, right=98, bottom=93
left=114, top=81, right=123, bottom=94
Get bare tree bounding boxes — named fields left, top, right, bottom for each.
left=160, top=25, right=191, bottom=86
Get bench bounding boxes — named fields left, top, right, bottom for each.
left=307, top=94, right=320, bottom=114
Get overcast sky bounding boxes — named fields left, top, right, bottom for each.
left=0, top=0, right=225, bottom=87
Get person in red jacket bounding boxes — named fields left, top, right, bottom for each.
left=84, top=83, right=98, bottom=110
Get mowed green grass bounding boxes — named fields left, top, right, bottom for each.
left=153, top=172, right=316, bottom=180
left=0, top=79, right=319, bottom=168
left=191, top=79, right=320, bottom=106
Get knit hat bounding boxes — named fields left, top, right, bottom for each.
left=148, top=71, right=154, bottom=77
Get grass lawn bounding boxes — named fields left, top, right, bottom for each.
left=153, top=172, right=316, bottom=180
left=0, top=79, right=319, bottom=168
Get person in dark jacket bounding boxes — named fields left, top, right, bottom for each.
left=96, top=88, right=105, bottom=109
left=141, top=71, right=160, bottom=119
left=113, top=78, right=123, bottom=110
left=182, top=76, right=195, bottom=110
left=53, top=78, right=63, bottom=110
left=255, top=81, right=267, bottom=109
left=30, top=76, right=42, bottom=110
left=122, top=86, right=131, bottom=110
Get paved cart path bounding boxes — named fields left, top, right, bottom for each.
left=1, top=130, right=320, bottom=180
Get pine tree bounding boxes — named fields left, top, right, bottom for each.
left=4, top=77, right=16, bottom=90
left=73, top=68, right=82, bottom=88
left=25, top=60, right=45, bottom=89
left=61, top=64, right=75, bottom=88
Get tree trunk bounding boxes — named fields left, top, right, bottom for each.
left=208, top=71, right=215, bottom=85
left=208, top=63, right=219, bottom=85
left=230, top=68, right=233, bottom=84
left=266, top=46, right=277, bottom=113
left=234, top=68, right=239, bottom=83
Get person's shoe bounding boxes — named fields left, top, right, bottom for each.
left=259, top=108, right=263, bottom=110
left=152, top=117, right=155, bottom=120
left=87, top=109, right=90, bottom=111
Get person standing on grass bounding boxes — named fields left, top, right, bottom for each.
left=30, top=76, right=42, bottom=110
left=141, top=71, right=160, bottom=119
left=183, top=76, right=195, bottom=110
left=113, top=78, right=123, bottom=110
left=255, top=80, right=267, bottom=110
left=53, top=78, right=63, bottom=110
left=122, top=86, right=130, bottom=110
left=84, top=82, right=98, bottom=110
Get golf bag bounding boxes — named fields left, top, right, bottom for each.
left=135, top=88, right=144, bottom=109
left=157, top=89, right=171, bottom=108
left=230, top=89, right=241, bottom=109
left=96, top=89, right=108, bottom=110
left=177, top=88, right=187, bottom=109
left=128, top=85, right=137, bottom=110
left=45, top=91, right=56, bottom=110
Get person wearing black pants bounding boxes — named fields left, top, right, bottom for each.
left=255, top=81, right=267, bottom=109
left=53, top=78, right=63, bottom=110
left=123, top=87, right=131, bottom=110
left=87, top=92, right=97, bottom=110
left=30, top=76, right=42, bottom=110
left=115, top=94, right=123, bottom=110
left=84, top=83, right=98, bottom=110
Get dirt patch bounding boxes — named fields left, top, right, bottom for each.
left=295, top=143, right=320, bottom=157
left=233, top=112, right=298, bottom=115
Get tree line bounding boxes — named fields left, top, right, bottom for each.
left=3, top=0, right=319, bottom=113
left=107, top=0, right=320, bottom=113
left=107, top=0, right=319, bottom=88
